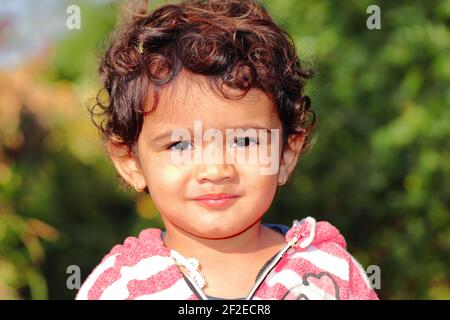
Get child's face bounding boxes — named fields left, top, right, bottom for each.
left=110, top=71, right=303, bottom=239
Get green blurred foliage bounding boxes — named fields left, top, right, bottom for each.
left=0, top=0, right=448, bottom=299
left=264, top=0, right=450, bottom=299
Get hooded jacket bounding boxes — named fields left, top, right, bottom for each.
left=76, top=217, right=379, bottom=300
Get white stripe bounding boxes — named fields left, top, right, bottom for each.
left=135, top=278, right=194, bottom=300
left=290, top=245, right=349, bottom=281
left=76, top=253, right=118, bottom=300
left=266, top=269, right=303, bottom=288
left=100, top=255, right=176, bottom=300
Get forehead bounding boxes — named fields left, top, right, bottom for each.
left=143, top=70, right=280, bottom=130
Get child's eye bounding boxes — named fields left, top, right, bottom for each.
left=231, top=137, right=259, bottom=148
left=168, top=140, right=193, bottom=151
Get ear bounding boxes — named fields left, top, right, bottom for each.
left=107, top=141, right=147, bottom=191
left=278, top=134, right=306, bottom=185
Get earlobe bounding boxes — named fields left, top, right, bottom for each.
left=107, top=141, right=147, bottom=191
left=278, top=173, right=287, bottom=186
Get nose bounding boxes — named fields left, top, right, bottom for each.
left=195, top=162, right=237, bottom=184
left=194, top=137, right=238, bottom=184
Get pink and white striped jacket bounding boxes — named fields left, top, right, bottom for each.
left=76, top=217, right=379, bottom=300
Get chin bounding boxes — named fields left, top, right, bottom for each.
left=189, top=222, right=252, bottom=240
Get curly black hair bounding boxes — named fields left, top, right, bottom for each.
left=91, top=0, right=316, bottom=158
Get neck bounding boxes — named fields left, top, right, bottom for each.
left=161, top=219, right=265, bottom=263
left=161, top=218, right=288, bottom=299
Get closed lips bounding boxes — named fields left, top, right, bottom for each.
left=193, top=194, right=240, bottom=200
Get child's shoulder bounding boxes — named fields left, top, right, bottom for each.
left=268, top=217, right=378, bottom=300
left=108, top=227, right=170, bottom=258
left=76, top=227, right=178, bottom=300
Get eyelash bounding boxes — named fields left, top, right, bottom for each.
left=166, top=137, right=260, bottom=151
left=167, top=140, right=193, bottom=151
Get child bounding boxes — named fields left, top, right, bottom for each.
left=76, top=0, right=379, bottom=300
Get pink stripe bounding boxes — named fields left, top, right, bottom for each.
left=110, top=229, right=170, bottom=268
left=87, top=267, right=121, bottom=300
left=126, top=265, right=183, bottom=300
left=348, top=258, right=379, bottom=299
left=254, top=283, right=288, bottom=299
left=314, top=221, right=347, bottom=249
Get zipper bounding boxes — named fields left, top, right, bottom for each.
left=245, top=239, right=297, bottom=299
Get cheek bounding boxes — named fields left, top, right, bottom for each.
left=240, top=171, right=278, bottom=222
left=144, top=163, right=192, bottom=216
left=242, top=165, right=279, bottom=199
left=140, top=152, right=190, bottom=194
left=148, top=165, right=189, bottom=192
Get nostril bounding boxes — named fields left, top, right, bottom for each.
left=195, top=163, right=237, bottom=184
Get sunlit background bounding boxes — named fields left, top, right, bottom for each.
left=0, top=0, right=449, bottom=299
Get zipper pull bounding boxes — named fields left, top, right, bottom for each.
left=286, top=216, right=316, bottom=250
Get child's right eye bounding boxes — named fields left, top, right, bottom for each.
left=167, top=140, right=193, bottom=151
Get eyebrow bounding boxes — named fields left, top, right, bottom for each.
left=151, top=125, right=273, bottom=143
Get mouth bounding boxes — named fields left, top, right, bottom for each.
left=192, top=193, right=241, bottom=209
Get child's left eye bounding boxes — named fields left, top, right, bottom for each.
left=231, top=137, right=259, bottom=148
